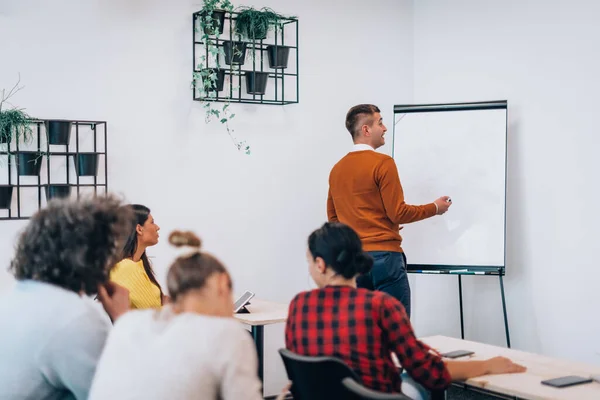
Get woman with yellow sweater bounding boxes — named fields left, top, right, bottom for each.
left=111, top=204, right=163, bottom=309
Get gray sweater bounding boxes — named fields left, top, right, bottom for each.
left=0, top=280, right=111, bottom=400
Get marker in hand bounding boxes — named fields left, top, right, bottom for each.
left=434, top=196, right=452, bottom=215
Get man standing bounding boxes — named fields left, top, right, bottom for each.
left=327, top=104, right=451, bottom=317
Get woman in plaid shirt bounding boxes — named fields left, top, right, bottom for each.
left=285, top=222, right=525, bottom=399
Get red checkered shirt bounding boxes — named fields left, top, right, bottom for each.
left=285, top=286, right=451, bottom=393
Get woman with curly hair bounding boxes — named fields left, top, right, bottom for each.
left=0, top=196, right=132, bottom=400
left=110, top=204, right=164, bottom=309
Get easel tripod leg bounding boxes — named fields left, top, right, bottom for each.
left=459, top=275, right=464, bottom=339
left=499, top=274, right=511, bottom=348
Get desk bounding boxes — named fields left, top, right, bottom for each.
left=234, top=299, right=288, bottom=385
left=421, top=335, right=600, bottom=400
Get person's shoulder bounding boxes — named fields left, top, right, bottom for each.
left=114, top=308, right=155, bottom=327
left=290, top=289, right=319, bottom=305
left=110, top=259, right=144, bottom=280
left=113, top=258, right=139, bottom=271
left=195, top=316, right=254, bottom=346
left=342, top=151, right=394, bottom=166
left=47, top=294, right=112, bottom=341
left=35, top=282, right=106, bottom=321
left=372, top=152, right=395, bottom=166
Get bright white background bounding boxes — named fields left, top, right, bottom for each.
left=1, top=0, right=599, bottom=395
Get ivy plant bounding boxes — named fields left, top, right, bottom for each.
left=193, top=0, right=250, bottom=155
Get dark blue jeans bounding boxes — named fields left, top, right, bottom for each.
left=356, top=251, right=411, bottom=317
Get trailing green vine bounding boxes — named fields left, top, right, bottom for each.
left=193, top=0, right=250, bottom=155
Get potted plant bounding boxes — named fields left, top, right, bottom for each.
left=45, top=120, right=72, bottom=145
left=266, top=45, right=291, bottom=69
left=0, top=77, right=34, bottom=145
left=234, top=7, right=290, bottom=41
left=223, top=40, right=248, bottom=65
left=200, top=68, right=226, bottom=92
left=245, top=71, right=269, bottom=95
left=234, top=7, right=293, bottom=70
left=44, top=184, right=72, bottom=200
left=0, top=185, right=13, bottom=209
left=200, top=9, right=226, bottom=35
left=72, top=152, right=100, bottom=177
left=16, top=151, right=44, bottom=176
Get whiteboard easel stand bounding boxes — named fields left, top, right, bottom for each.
left=408, top=266, right=510, bottom=348
left=393, top=100, right=510, bottom=348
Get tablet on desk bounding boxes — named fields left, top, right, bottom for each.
left=541, top=375, right=593, bottom=388
left=234, top=291, right=255, bottom=313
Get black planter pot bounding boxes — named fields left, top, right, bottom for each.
left=245, top=72, right=269, bottom=95
left=73, top=153, right=99, bottom=176
left=223, top=41, right=248, bottom=65
left=203, top=68, right=226, bottom=92
left=45, top=120, right=72, bottom=145
left=0, top=185, right=13, bottom=209
left=266, top=45, right=291, bottom=69
left=200, top=10, right=226, bottom=35
left=44, top=184, right=72, bottom=200
left=16, top=152, right=43, bottom=176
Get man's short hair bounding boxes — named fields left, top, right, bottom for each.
left=345, top=104, right=381, bottom=139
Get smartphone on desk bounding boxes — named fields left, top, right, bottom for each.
left=541, top=375, right=593, bottom=388
left=234, top=291, right=255, bottom=313
left=441, top=350, right=475, bottom=359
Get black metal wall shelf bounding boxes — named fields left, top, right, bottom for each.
left=192, top=10, right=299, bottom=105
left=0, top=119, right=108, bottom=220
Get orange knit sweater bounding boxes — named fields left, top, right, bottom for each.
left=327, top=150, right=437, bottom=253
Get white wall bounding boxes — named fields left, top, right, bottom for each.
left=0, top=0, right=414, bottom=394
left=410, top=0, right=600, bottom=366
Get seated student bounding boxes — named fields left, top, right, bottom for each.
left=286, top=222, right=526, bottom=400
left=89, top=230, right=265, bottom=400
left=111, top=204, right=165, bottom=309
left=0, top=196, right=131, bottom=400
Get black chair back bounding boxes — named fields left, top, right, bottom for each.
left=278, top=348, right=361, bottom=400
left=342, top=377, right=412, bottom=400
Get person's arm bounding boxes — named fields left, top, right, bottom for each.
left=39, top=306, right=110, bottom=400
left=445, top=356, right=526, bottom=381
left=381, top=296, right=526, bottom=388
left=380, top=296, right=451, bottom=390
left=220, top=328, right=263, bottom=400
left=376, top=158, right=437, bottom=224
left=327, top=188, right=339, bottom=222
left=97, top=281, right=130, bottom=322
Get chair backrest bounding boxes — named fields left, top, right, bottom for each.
left=342, top=378, right=412, bottom=400
left=278, top=348, right=361, bottom=400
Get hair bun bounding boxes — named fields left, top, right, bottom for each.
left=168, top=230, right=202, bottom=249
left=335, top=249, right=349, bottom=264
left=354, top=252, right=373, bottom=275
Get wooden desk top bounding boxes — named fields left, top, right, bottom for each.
left=233, top=298, right=288, bottom=326
left=421, top=335, right=600, bottom=400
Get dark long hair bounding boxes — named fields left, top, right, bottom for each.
left=308, top=222, right=373, bottom=279
left=121, top=204, right=163, bottom=298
